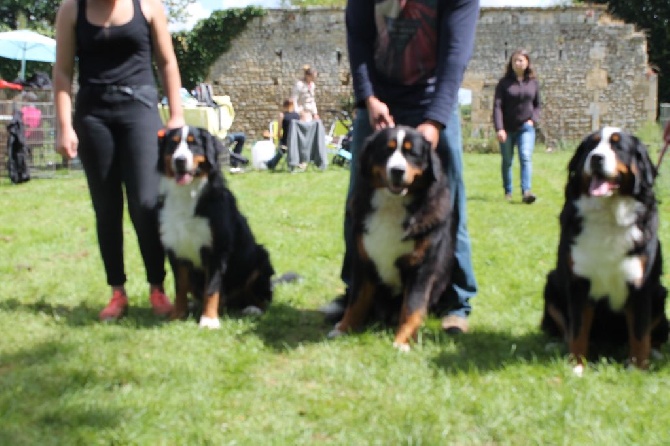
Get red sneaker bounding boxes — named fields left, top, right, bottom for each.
left=99, top=290, right=129, bottom=321
left=149, top=289, right=173, bottom=316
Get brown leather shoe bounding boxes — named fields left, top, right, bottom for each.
left=441, top=315, right=469, bottom=334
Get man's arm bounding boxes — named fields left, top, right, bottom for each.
left=426, top=0, right=480, bottom=128
left=345, top=0, right=376, bottom=106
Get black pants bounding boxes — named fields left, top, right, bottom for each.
left=227, top=132, right=246, bottom=167
left=74, top=86, right=165, bottom=287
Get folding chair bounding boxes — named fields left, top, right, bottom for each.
left=269, top=120, right=280, bottom=147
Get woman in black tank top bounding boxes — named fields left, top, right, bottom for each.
left=53, top=0, right=185, bottom=321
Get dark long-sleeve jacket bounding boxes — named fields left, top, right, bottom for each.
left=346, top=0, right=480, bottom=129
left=492, top=75, right=541, bottom=132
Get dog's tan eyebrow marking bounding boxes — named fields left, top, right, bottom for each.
left=187, top=135, right=195, bottom=142
left=388, top=139, right=397, bottom=150
left=611, top=133, right=620, bottom=143
left=403, top=140, right=412, bottom=150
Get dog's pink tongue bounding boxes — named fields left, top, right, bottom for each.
left=589, top=177, right=613, bottom=196
left=176, top=173, right=193, bottom=185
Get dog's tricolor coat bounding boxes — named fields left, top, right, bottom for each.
left=157, top=126, right=274, bottom=328
left=330, top=126, right=453, bottom=350
left=542, top=127, right=668, bottom=372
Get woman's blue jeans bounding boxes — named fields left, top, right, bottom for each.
left=339, top=106, right=477, bottom=318
left=500, top=122, right=536, bottom=195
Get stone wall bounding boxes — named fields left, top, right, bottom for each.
left=208, top=5, right=657, bottom=147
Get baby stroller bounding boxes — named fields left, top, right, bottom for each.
left=325, top=109, right=353, bottom=168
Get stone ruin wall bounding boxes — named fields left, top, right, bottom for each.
left=208, top=5, right=657, bottom=148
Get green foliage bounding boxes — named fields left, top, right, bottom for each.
left=0, top=0, right=59, bottom=32
left=172, top=7, right=265, bottom=90
left=163, top=0, right=197, bottom=27
left=582, top=0, right=670, bottom=107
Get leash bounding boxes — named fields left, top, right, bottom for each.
left=657, top=141, right=670, bottom=172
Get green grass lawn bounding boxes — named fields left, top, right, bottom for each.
left=3, top=135, right=670, bottom=444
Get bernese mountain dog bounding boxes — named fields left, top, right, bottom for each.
left=541, top=126, right=669, bottom=373
left=157, top=126, right=274, bottom=329
left=329, top=126, right=453, bottom=351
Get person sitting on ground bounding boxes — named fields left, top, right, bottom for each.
left=224, top=131, right=247, bottom=173
left=266, top=98, right=300, bottom=170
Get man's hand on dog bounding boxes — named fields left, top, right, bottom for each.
left=366, top=96, right=395, bottom=130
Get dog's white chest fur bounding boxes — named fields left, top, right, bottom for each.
left=159, top=177, right=212, bottom=268
left=572, top=195, right=644, bottom=310
left=363, top=190, right=413, bottom=293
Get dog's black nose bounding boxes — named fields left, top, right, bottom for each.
left=590, top=154, right=604, bottom=173
left=389, top=167, right=405, bottom=184
left=174, top=157, right=187, bottom=173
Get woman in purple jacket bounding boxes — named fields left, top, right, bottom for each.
left=493, top=49, right=541, bottom=204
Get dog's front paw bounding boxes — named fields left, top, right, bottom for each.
left=327, top=323, right=345, bottom=339
left=199, top=316, right=221, bottom=329
left=392, top=341, right=411, bottom=353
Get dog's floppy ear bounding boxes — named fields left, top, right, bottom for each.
left=197, top=127, right=221, bottom=170
left=156, top=128, right=168, bottom=173
left=358, top=131, right=379, bottom=180
left=632, top=136, right=656, bottom=197
left=566, top=132, right=596, bottom=198
left=427, top=137, right=442, bottom=182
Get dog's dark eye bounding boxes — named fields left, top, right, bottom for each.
left=388, top=140, right=397, bottom=150
left=611, top=133, right=620, bottom=143
left=172, top=135, right=180, bottom=142
left=593, top=134, right=601, bottom=143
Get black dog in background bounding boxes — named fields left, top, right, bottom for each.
left=541, top=127, right=668, bottom=373
left=157, top=126, right=288, bottom=328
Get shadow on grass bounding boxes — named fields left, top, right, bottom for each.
left=430, top=328, right=559, bottom=373
left=0, top=297, right=169, bottom=328
left=430, top=327, right=670, bottom=374
left=0, top=341, right=122, bottom=443
left=248, top=301, right=333, bottom=351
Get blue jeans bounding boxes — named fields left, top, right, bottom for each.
left=500, top=122, right=535, bottom=195
left=340, top=106, right=477, bottom=318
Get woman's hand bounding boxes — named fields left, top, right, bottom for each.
left=165, top=116, right=185, bottom=129
left=497, top=129, right=507, bottom=143
left=56, top=126, right=78, bottom=159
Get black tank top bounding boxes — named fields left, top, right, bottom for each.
left=76, top=0, right=155, bottom=87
